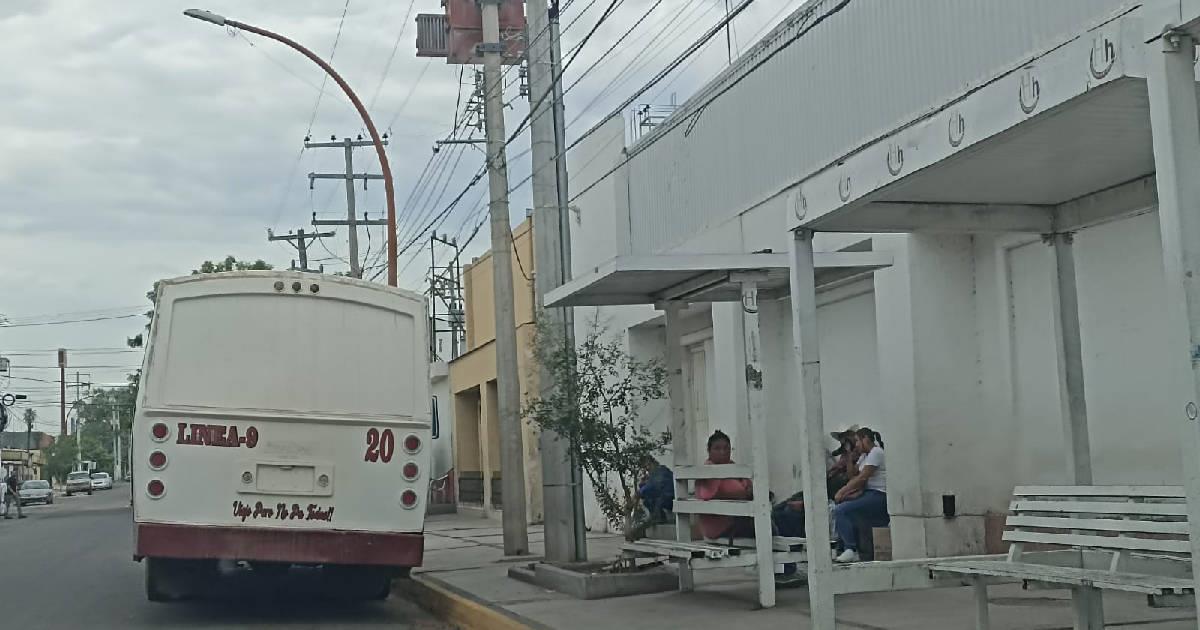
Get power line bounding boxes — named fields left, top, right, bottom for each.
left=6, top=365, right=142, bottom=370
left=385, top=60, right=434, bottom=132
left=305, top=0, right=353, bottom=136
left=269, top=146, right=307, bottom=229
left=648, top=0, right=803, bottom=106
left=380, top=0, right=632, bottom=278
left=567, top=0, right=709, bottom=126
left=369, top=0, right=420, bottom=113
left=0, top=348, right=141, bottom=355
left=492, top=0, right=758, bottom=207
left=563, top=0, right=629, bottom=69
left=3, top=376, right=61, bottom=384
left=0, top=306, right=144, bottom=323
left=570, top=0, right=850, bottom=204
left=0, top=314, right=142, bottom=328
left=564, top=0, right=664, bottom=96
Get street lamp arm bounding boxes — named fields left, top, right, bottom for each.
left=183, top=10, right=399, bottom=286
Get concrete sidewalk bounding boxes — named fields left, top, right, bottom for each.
left=410, top=513, right=1197, bottom=629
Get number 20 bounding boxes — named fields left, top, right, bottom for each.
left=365, top=428, right=395, bottom=463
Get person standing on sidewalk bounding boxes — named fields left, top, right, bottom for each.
left=3, top=469, right=24, bottom=519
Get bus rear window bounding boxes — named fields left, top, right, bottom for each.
left=149, top=294, right=417, bottom=417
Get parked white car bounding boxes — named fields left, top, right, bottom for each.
left=18, top=480, right=54, bottom=506
left=65, top=471, right=93, bottom=496
left=90, top=472, right=113, bottom=490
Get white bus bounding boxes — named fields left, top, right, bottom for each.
left=132, top=271, right=430, bottom=600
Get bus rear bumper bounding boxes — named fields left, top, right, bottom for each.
left=135, top=522, right=423, bottom=568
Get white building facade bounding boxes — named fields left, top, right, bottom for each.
left=566, top=0, right=1191, bottom=564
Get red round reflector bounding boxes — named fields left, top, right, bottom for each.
left=404, top=434, right=421, bottom=453
left=401, top=489, right=418, bottom=508
left=151, top=423, right=169, bottom=440
left=147, top=479, right=165, bottom=498
left=403, top=463, right=419, bottom=480
left=149, top=451, right=167, bottom=469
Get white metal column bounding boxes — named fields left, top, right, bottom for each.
left=736, top=275, right=777, bottom=608
left=789, top=230, right=836, bottom=628
left=662, top=302, right=695, bottom=591
left=1047, top=232, right=1094, bottom=485
left=1147, top=27, right=1200, bottom=614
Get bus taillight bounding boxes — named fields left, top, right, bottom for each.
left=403, top=434, right=421, bottom=454
left=147, top=479, right=166, bottom=499
left=148, top=451, right=167, bottom=470
left=401, top=489, right=418, bottom=508
left=403, top=462, right=419, bottom=480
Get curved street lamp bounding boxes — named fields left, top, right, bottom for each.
left=184, top=9, right=399, bottom=287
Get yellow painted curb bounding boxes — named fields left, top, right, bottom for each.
left=395, top=573, right=542, bottom=630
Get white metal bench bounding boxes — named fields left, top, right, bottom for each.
left=619, top=462, right=811, bottom=605
left=622, top=535, right=809, bottom=571
left=928, top=486, right=1193, bottom=629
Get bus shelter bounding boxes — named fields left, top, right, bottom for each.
left=786, top=3, right=1200, bottom=627
left=546, top=251, right=890, bottom=608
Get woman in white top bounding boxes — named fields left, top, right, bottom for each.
left=831, top=427, right=888, bottom=563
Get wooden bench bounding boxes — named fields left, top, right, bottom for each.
left=928, top=486, right=1193, bottom=630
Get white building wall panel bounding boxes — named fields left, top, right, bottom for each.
left=624, top=0, right=1135, bottom=254
left=964, top=212, right=1178, bottom=514
left=568, top=114, right=628, bottom=274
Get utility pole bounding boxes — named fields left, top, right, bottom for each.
left=75, top=371, right=82, bottom=468
left=526, top=0, right=585, bottom=562
left=58, top=348, right=66, bottom=437
left=111, top=405, right=121, bottom=482
left=724, top=0, right=733, bottom=64
left=312, top=211, right=389, bottom=274
left=268, top=228, right=335, bottom=272
left=480, top=0, right=529, bottom=556
left=24, top=408, right=33, bottom=479
left=68, top=372, right=90, bottom=470
left=428, top=233, right=465, bottom=361
left=306, top=136, right=389, bottom=278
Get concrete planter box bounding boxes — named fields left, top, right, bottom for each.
left=508, top=561, right=677, bottom=599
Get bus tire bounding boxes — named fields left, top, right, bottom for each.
left=145, top=558, right=174, bottom=602
left=364, top=573, right=392, bottom=600
left=326, top=565, right=391, bottom=600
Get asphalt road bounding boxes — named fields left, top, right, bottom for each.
left=0, top=484, right=448, bottom=630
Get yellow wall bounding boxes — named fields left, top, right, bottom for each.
left=463, top=219, right=537, bottom=350
left=449, top=218, right=543, bottom=522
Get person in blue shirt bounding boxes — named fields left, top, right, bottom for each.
left=637, top=456, right=674, bottom=524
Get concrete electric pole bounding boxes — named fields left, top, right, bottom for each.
left=268, top=228, right=335, bottom=273
left=58, top=348, right=66, bottom=437
left=313, top=211, right=389, bottom=272
left=526, top=0, right=586, bottom=563
left=306, top=136, right=389, bottom=278
left=110, top=405, right=118, bottom=480
left=480, top=0, right=530, bottom=557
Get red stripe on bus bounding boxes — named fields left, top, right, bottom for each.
left=135, top=523, right=423, bottom=567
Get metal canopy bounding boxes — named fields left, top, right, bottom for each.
left=791, top=10, right=1167, bottom=234
left=545, top=252, right=892, bottom=308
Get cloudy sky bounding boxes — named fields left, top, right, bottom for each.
left=0, top=0, right=807, bottom=431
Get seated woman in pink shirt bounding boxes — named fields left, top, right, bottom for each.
left=695, top=430, right=754, bottom=540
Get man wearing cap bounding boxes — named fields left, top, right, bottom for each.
left=770, top=425, right=860, bottom=537
left=828, top=424, right=860, bottom=501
